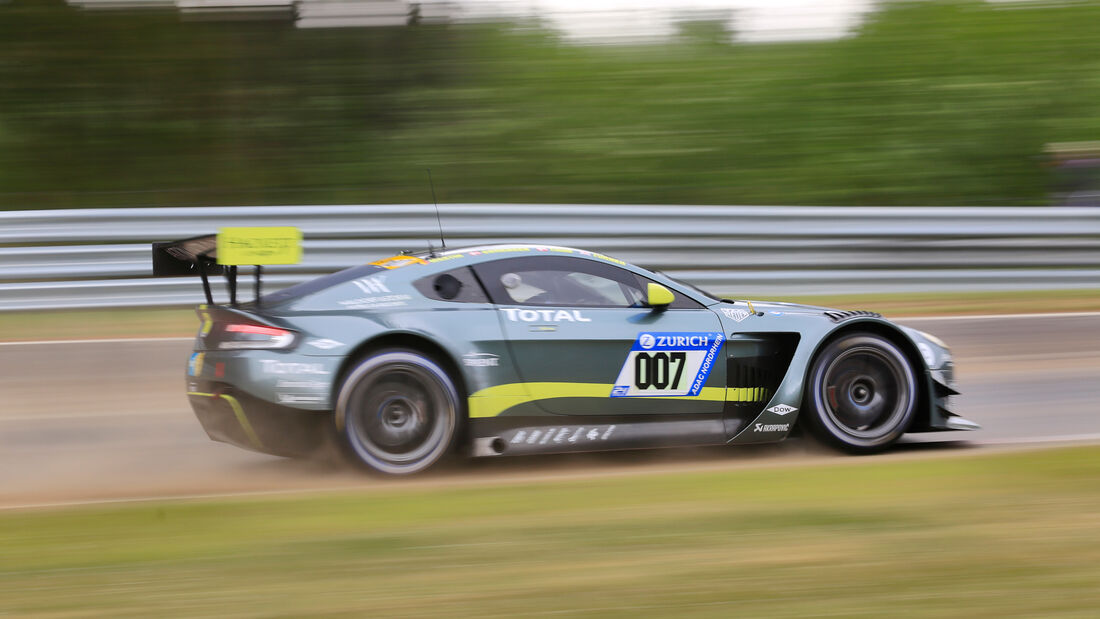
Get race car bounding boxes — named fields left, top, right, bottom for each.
left=156, top=232, right=976, bottom=474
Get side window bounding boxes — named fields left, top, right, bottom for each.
left=412, top=267, right=490, bottom=303
left=473, top=256, right=647, bottom=308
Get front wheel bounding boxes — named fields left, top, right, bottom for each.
left=803, top=333, right=918, bottom=454
left=335, top=350, right=460, bottom=474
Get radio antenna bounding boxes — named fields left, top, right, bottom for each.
left=427, top=168, right=445, bottom=250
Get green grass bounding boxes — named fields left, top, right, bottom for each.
left=3, top=446, right=1100, bottom=616
left=3, top=1, right=1100, bottom=208
left=0, top=307, right=198, bottom=341
left=3, top=289, right=1097, bottom=341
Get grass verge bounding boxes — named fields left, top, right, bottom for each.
left=2, top=446, right=1100, bottom=616
left=2, top=289, right=1098, bottom=341
left=0, top=307, right=198, bottom=341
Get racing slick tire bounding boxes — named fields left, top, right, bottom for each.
left=335, top=349, right=461, bottom=475
left=803, top=332, right=918, bottom=454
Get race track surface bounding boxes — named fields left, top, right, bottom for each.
left=2, top=313, right=1098, bottom=507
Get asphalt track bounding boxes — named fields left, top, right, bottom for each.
left=1, top=313, right=1098, bottom=508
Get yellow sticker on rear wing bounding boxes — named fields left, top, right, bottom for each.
left=217, top=227, right=302, bottom=265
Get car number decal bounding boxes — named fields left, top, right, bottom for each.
left=610, top=332, right=724, bottom=397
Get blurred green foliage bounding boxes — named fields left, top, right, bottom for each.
left=2, top=0, right=1100, bottom=208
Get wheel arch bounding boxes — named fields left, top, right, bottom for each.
left=802, top=319, right=932, bottom=434
left=332, top=331, right=468, bottom=431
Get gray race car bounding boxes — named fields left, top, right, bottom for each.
left=158, top=238, right=976, bottom=475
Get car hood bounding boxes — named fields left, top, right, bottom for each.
left=719, top=300, right=849, bottom=316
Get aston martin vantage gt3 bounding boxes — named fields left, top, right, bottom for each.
left=161, top=238, right=975, bottom=474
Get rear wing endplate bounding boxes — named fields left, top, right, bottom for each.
left=152, top=227, right=301, bottom=306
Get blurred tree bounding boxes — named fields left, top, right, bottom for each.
left=0, top=0, right=466, bottom=207
left=674, top=15, right=734, bottom=47
left=2, top=0, right=1100, bottom=208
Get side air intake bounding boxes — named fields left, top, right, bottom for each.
left=724, top=333, right=800, bottom=433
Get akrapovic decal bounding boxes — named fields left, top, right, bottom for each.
left=610, top=332, right=724, bottom=397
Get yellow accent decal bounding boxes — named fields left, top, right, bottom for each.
left=370, top=255, right=430, bottom=269
left=427, top=254, right=464, bottom=263
left=467, top=382, right=765, bottom=418
left=746, top=300, right=756, bottom=315
left=591, top=252, right=627, bottom=265
left=727, top=387, right=770, bottom=403
left=217, top=227, right=302, bottom=265
left=187, top=391, right=263, bottom=450
left=199, top=309, right=213, bottom=336
left=468, top=383, right=534, bottom=419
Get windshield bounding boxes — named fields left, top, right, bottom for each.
left=653, top=270, right=720, bottom=303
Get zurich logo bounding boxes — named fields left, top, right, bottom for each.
left=639, top=334, right=656, bottom=349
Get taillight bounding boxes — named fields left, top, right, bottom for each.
left=218, top=323, right=296, bottom=350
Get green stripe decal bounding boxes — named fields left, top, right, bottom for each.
left=187, top=391, right=264, bottom=450
left=467, top=383, right=769, bottom=418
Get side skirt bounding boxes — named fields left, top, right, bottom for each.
left=468, top=415, right=729, bottom=457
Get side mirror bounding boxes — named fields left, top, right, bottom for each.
left=646, top=283, right=674, bottom=309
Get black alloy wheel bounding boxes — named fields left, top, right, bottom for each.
left=804, top=333, right=918, bottom=453
left=336, top=350, right=460, bottom=474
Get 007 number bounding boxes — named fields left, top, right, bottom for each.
left=634, top=352, right=686, bottom=390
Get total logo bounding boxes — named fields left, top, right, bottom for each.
left=639, top=334, right=656, bottom=349
left=501, top=308, right=591, bottom=323
left=260, top=360, right=329, bottom=375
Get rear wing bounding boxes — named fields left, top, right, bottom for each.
left=152, top=227, right=301, bottom=306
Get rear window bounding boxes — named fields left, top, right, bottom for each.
left=260, top=264, right=386, bottom=305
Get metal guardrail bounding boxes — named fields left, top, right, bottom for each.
left=2, top=204, right=1099, bottom=310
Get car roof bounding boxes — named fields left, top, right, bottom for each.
left=409, top=244, right=632, bottom=270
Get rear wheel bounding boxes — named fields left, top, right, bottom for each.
left=335, top=350, right=460, bottom=474
left=804, top=333, right=917, bottom=453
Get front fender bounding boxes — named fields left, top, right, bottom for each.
left=727, top=316, right=971, bottom=444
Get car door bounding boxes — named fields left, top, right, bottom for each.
left=472, top=255, right=725, bottom=416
